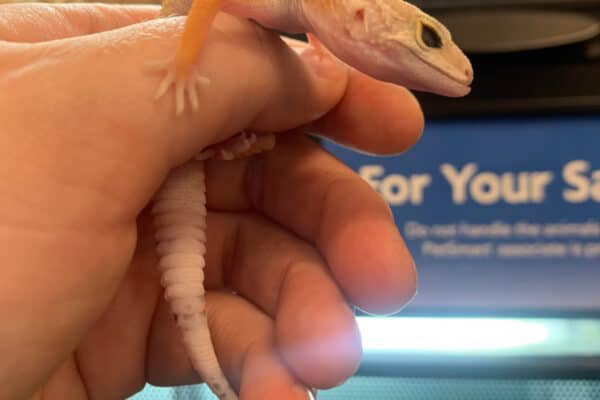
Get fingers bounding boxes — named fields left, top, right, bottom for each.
left=275, top=260, right=360, bottom=388
left=204, top=134, right=417, bottom=315
left=204, top=212, right=361, bottom=387
left=221, top=293, right=317, bottom=400
left=147, top=291, right=320, bottom=400
left=239, top=345, right=313, bottom=400
left=308, top=67, right=425, bottom=155
left=147, top=210, right=362, bottom=391
left=0, top=3, right=159, bottom=42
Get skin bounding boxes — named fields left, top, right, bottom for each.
left=0, top=3, right=422, bottom=400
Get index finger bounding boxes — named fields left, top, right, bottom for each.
left=283, top=36, right=425, bottom=156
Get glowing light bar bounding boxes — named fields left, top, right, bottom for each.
left=357, top=316, right=600, bottom=356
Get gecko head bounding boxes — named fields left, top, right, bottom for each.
left=303, top=0, right=473, bottom=97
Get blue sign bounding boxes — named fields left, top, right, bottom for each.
left=321, top=116, right=600, bottom=313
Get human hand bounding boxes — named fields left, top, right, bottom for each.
left=0, top=3, right=423, bottom=399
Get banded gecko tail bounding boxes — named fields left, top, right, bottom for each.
left=152, top=160, right=238, bottom=400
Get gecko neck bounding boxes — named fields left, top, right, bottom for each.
left=222, top=0, right=310, bottom=33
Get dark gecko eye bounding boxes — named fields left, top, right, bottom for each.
left=420, top=23, right=443, bottom=49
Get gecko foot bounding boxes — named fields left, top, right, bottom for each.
left=195, top=132, right=276, bottom=161
left=146, top=59, right=210, bottom=116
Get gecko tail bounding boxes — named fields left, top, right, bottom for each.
left=185, top=330, right=238, bottom=400
left=152, top=160, right=238, bottom=400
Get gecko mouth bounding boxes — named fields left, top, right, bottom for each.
left=432, top=63, right=473, bottom=94
left=411, top=75, right=471, bottom=98
left=431, top=71, right=472, bottom=97
left=405, top=49, right=473, bottom=98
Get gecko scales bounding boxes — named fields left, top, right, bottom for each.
left=148, top=0, right=473, bottom=399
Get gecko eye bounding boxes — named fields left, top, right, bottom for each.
left=418, top=22, right=443, bottom=49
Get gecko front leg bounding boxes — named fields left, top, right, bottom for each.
left=149, top=0, right=221, bottom=115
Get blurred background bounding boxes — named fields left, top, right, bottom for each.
left=3, top=0, right=600, bottom=398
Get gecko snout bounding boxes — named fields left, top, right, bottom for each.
left=463, top=65, right=474, bottom=86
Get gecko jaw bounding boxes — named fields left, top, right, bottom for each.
left=403, top=47, right=473, bottom=97
left=359, top=33, right=473, bottom=97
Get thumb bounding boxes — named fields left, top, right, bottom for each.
left=1, top=6, right=348, bottom=213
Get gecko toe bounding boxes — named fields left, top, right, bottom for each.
left=154, top=69, right=175, bottom=100
left=175, top=80, right=186, bottom=115
left=196, top=75, right=211, bottom=86
left=188, top=81, right=199, bottom=111
left=147, top=59, right=211, bottom=115
left=144, top=59, right=171, bottom=72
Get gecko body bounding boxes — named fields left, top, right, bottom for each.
left=150, top=0, right=473, bottom=399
